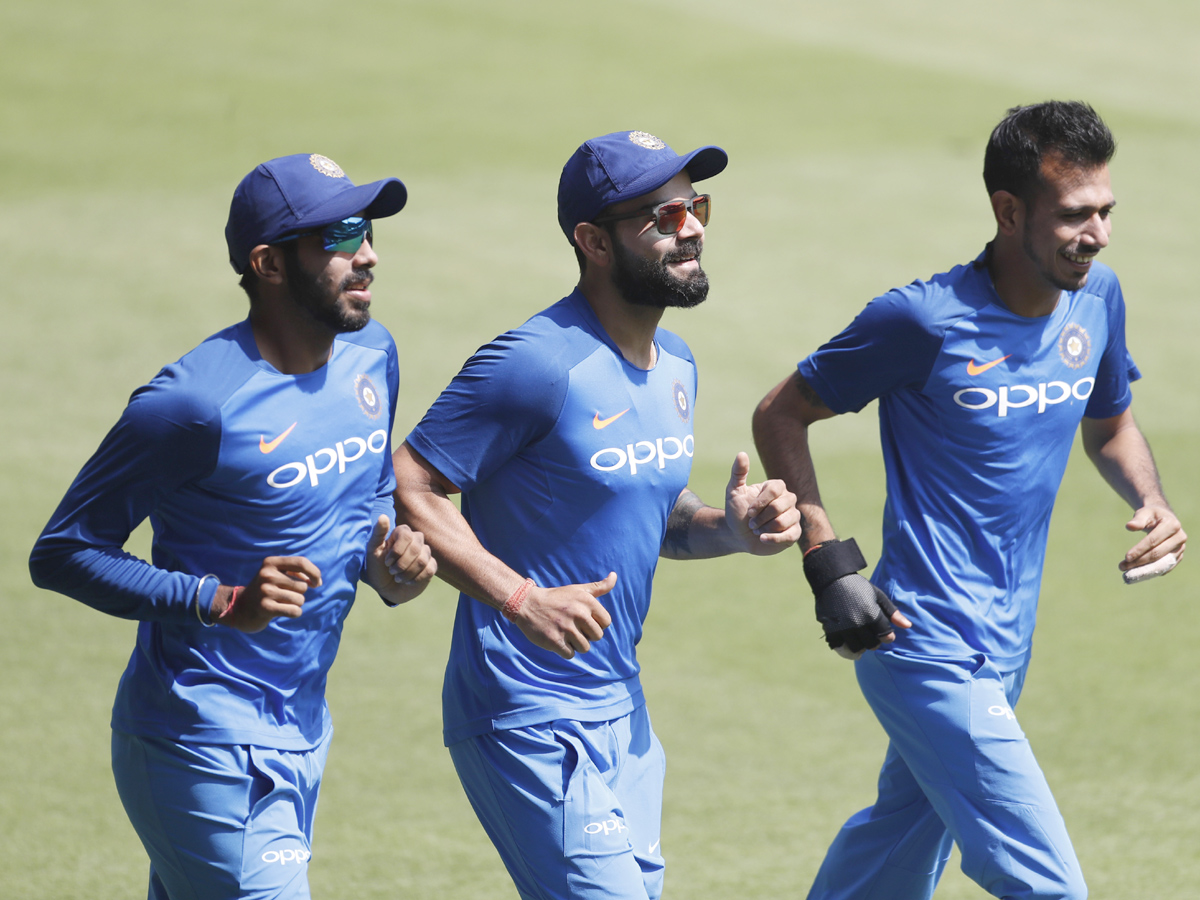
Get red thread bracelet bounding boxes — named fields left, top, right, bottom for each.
left=501, top=578, right=534, bottom=623
left=803, top=542, right=827, bottom=558
left=219, top=586, right=244, bottom=621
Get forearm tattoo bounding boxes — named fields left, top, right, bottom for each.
left=663, top=489, right=706, bottom=556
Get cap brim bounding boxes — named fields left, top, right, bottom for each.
left=286, top=177, right=408, bottom=236
left=681, top=146, right=728, bottom=183
left=594, top=145, right=729, bottom=219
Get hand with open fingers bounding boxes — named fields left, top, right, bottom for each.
left=803, top=538, right=911, bottom=659
left=1121, top=504, right=1187, bottom=584
left=508, top=573, right=616, bottom=659
left=372, top=516, right=438, bottom=605
left=217, top=556, right=321, bottom=633
left=725, top=451, right=801, bottom=555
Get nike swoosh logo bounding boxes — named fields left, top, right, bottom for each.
left=649, top=840, right=660, bottom=855
left=259, top=422, right=298, bottom=453
left=593, top=409, right=630, bottom=429
left=966, top=355, right=1011, bottom=376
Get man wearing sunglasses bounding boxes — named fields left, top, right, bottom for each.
left=390, top=130, right=800, bottom=900
left=754, top=102, right=1186, bottom=899
left=30, top=153, right=436, bottom=899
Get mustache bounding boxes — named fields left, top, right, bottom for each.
left=663, top=239, right=702, bottom=265
left=341, top=268, right=374, bottom=291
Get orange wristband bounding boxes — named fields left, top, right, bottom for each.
left=219, top=586, right=244, bottom=621
left=501, top=578, right=535, bottom=623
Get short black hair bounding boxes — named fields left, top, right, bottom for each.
left=983, top=101, right=1115, bottom=202
left=238, top=269, right=258, bottom=302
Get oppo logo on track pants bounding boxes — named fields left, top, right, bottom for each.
left=261, top=848, right=311, bottom=865
left=584, top=818, right=629, bottom=836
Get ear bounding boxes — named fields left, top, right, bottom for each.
left=989, top=190, right=1023, bottom=238
left=248, top=244, right=288, bottom=286
left=573, top=222, right=614, bottom=271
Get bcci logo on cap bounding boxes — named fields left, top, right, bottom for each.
left=355, top=374, right=383, bottom=420
left=309, top=154, right=346, bottom=178
left=628, top=131, right=666, bottom=150
left=1058, top=323, right=1091, bottom=370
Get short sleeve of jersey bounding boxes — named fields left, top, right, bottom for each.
left=797, top=285, right=949, bottom=413
left=1081, top=263, right=1139, bottom=419
left=407, top=328, right=569, bottom=491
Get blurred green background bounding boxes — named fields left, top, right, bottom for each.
left=4, top=1, right=1198, bottom=897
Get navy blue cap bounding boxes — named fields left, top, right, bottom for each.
left=557, top=131, right=727, bottom=244
left=225, top=153, right=408, bottom=274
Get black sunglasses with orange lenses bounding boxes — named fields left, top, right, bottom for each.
left=593, top=194, right=711, bottom=235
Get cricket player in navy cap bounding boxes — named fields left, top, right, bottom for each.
left=390, top=131, right=801, bottom=899
left=31, top=153, right=436, bottom=899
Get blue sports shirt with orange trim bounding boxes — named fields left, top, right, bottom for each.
left=30, top=319, right=399, bottom=749
left=407, top=290, right=697, bottom=745
left=798, top=252, right=1137, bottom=667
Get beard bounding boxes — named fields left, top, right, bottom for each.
left=610, top=235, right=709, bottom=309
left=284, top=248, right=373, bottom=333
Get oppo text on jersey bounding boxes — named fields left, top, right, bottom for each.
left=952, top=377, right=1094, bottom=417
left=267, top=429, right=389, bottom=489
left=590, top=435, right=694, bottom=475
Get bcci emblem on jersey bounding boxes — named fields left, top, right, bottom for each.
left=1058, top=323, right=1091, bottom=370
left=355, top=374, right=383, bottom=420
left=672, top=380, right=690, bottom=423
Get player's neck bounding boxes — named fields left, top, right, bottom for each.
left=249, top=302, right=336, bottom=374
left=987, top=238, right=1062, bottom=319
left=578, top=280, right=662, bottom=370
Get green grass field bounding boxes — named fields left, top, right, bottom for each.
left=4, top=1, right=1199, bottom=896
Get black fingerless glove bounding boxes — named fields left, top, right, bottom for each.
left=802, top=538, right=898, bottom=653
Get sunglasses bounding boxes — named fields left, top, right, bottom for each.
left=277, top=216, right=374, bottom=254
left=592, top=194, right=711, bottom=235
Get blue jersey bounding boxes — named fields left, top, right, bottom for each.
left=798, top=253, right=1137, bottom=666
left=30, top=319, right=399, bottom=750
left=407, top=291, right=697, bottom=745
